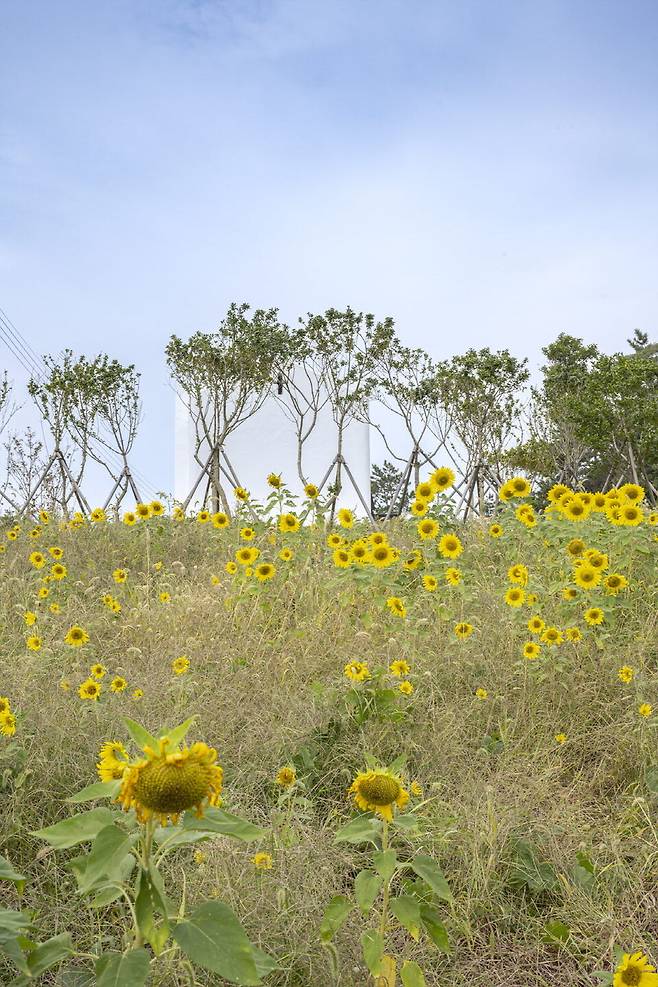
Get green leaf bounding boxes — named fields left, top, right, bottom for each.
left=0, top=855, right=26, bottom=890
left=410, top=854, right=453, bottom=903
left=95, top=948, right=150, bottom=987
left=135, top=866, right=170, bottom=955
left=319, top=895, right=353, bottom=943
left=390, top=895, right=421, bottom=941
left=164, top=716, right=197, bottom=749
left=182, top=807, right=266, bottom=842
left=75, top=825, right=131, bottom=895
left=173, top=900, right=271, bottom=985
left=354, top=870, right=382, bottom=914
left=401, top=960, right=426, bottom=986
left=542, top=920, right=570, bottom=945
left=373, top=850, right=397, bottom=883
left=334, top=814, right=381, bottom=845
left=361, top=929, right=384, bottom=977
left=420, top=905, right=450, bottom=953
left=17, top=932, right=73, bottom=980
left=122, top=717, right=158, bottom=751
left=67, top=780, right=122, bottom=803
left=32, top=808, right=116, bottom=849
left=391, top=815, right=420, bottom=833
left=508, top=840, right=558, bottom=893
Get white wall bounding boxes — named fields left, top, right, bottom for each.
left=174, top=389, right=371, bottom=514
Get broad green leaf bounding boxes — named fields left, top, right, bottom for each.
left=391, top=815, right=421, bottom=833
left=182, top=807, right=266, bottom=843
left=89, top=854, right=136, bottom=907
left=373, top=850, right=397, bottom=883
left=319, top=895, right=353, bottom=942
left=95, top=948, right=150, bottom=986
left=411, top=854, right=453, bottom=903
left=542, top=920, right=570, bottom=945
left=354, top=870, right=382, bottom=914
left=390, top=895, right=421, bottom=941
left=401, top=960, right=427, bottom=986
left=420, top=905, right=450, bottom=953
left=334, top=815, right=381, bottom=845
left=173, top=900, right=270, bottom=985
left=17, top=932, right=73, bottom=980
left=153, top=826, right=211, bottom=850
left=67, top=780, right=122, bottom=803
left=32, top=808, right=116, bottom=849
left=135, top=866, right=170, bottom=955
left=0, top=910, right=32, bottom=936
left=361, top=929, right=384, bottom=976
left=122, top=717, right=158, bottom=751
left=75, top=825, right=131, bottom=895
left=0, top=855, right=26, bottom=890
left=164, top=716, right=197, bottom=749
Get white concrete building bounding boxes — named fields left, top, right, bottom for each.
left=174, top=387, right=371, bottom=513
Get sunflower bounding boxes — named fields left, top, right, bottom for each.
left=267, top=473, right=282, bottom=489
left=236, top=547, right=259, bottom=566
left=584, top=607, right=604, bottom=626
left=333, top=548, right=352, bottom=568
left=565, top=627, right=582, bottom=642
left=591, top=492, right=608, bottom=511
left=326, top=533, right=344, bottom=549
left=196, top=510, right=211, bottom=524
left=159, top=592, right=171, bottom=604
left=438, top=534, right=463, bottom=559
left=584, top=549, right=608, bottom=570
left=65, top=625, right=89, bottom=647
left=386, top=596, right=406, bottom=618
left=255, top=562, right=276, bottom=582
left=430, top=467, right=455, bottom=492
left=399, top=681, right=414, bottom=695
left=639, top=704, right=653, bottom=719
left=275, top=766, right=296, bottom=787
left=29, top=551, right=46, bottom=569
left=350, top=541, right=370, bottom=565
left=91, top=664, right=106, bottom=680
left=566, top=538, right=586, bottom=557
left=97, top=741, right=130, bottom=781
left=132, top=688, right=144, bottom=701
left=225, top=560, right=238, bottom=575
left=0, top=711, right=17, bottom=736
left=620, top=504, right=644, bottom=526
left=498, top=482, right=515, bottom=502
left=444, top=567, right=462, bottom=585
left=252, top=852, right=273, bottom=870
left=613, top=950, right=658, bottom=986
left=50, top=563, right=67, bottom=580
left=26, top=635, right=42, bottom=651
left=504, top=587, right=525, bottom=608
left=508, top=563, right=529, bottom=586
left=240, top=526, right=256, bottom=540
left=454, top=621, right=474, bottom=639
left=118, top=736, right=223, bottom=826
left=422, top=574, right=438, bottom=592
left=619, top=483, right=645, bottom=504
left=111, top=676, right=128, bottom=693
left=348, top=768, right=409, bottom=822
left=212, top=512, right=230, bottom=529
left=38, top=587, right=49, bottom=599
left=402, top=549, right=423, bottom=571
left=172, top=506, right=185, bottom=521
left=123, top=511, right=137, bottom=526
left=508, top=476, right=531, bottom=498
left=278, top=547, right=294, bottom=562
left=113, top=568, right=127, bottom=584
left=523, top=642, right=541, bottom=660
left=475, top=687, right=488, bottom=700
left=618, top=666, right=635, bottom=683
left=573, top=563, right=601, bottom=590
left=337, top=508, right=354, bottom=529
left=489, top=523, right=503, bottom=538
left=38, top=509, right=50, bottom=523
left=605, top=573, right=628, bottom=595
left=410, top=500, right=428, bottom=517
left=78, top=678, right=101, bottom=700
left=344, top=660, right=370, bottom=682
left=136, top=503, right=152, bottom=520
left=279, top=513, right=300, bottom=533
left=370, top=544, right=396, bottom=568
left=541, top=626, right=563, bottom=646
left=369, top=532, right=388, bottom=547
left=547, top=483, right=571, bottom=503
left=389, top=659, right=411, bottom=678
left=417, top=517, right=439, bottom=540
left=562, top=499, right=591, bottom=522
left=23, top=611, right=37, bottom=626
left=172, top=656, right=190, bottom=675
left=415, top=481, right=435, bottom=502
left=304, top=483, right=319, bottom=499
left=562, top=586, right=578, bottom=600
left=90, top=508, right=106, bottom=523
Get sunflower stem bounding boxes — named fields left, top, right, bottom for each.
left=379, top=818, right=390, bottom=939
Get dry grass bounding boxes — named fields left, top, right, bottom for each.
left=0, top=508, right=657, bottom=985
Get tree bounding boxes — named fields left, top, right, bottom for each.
left=166, top=303, right=293, bottom=512
left=370, top=460, right=406, bottom=518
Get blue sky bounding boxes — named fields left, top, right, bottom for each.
left=1, top=0, right=657, bottom=497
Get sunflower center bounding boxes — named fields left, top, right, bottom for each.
left=357, top=774, right=401, bottom=806
left=621, top=966, right=641, bottom=986
left=133, top=757, right=213, bottom=814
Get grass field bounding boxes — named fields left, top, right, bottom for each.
left=1, top=478, right=657, bottom=986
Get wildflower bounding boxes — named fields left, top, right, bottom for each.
left=78, top=678, right=101, bottom=701
left=210, top=574, right=220, bottom=586
left=136, top=503, right=152, bottom=520
left=523, top=642, right=541, bottom=660
left=613, top=950, right=658, bottom=987
left=389, top=659, right=411, bottom=678
left=584, top=607, right=604, bottom=626
left=399, top=681, right=414, bottom=695
left=304, top=483, right=319, bottom=499
left=422, top=574, right=438, bottom=592
left=348, top=768, right=409, bottom=822
left=639, top=704, right=653, bottom=718
left=24, top=611, right=37, bottom=626
left=111, top=676, right=128, bottom=693
left=91, top=664, right=106, bottom=680
left=618, top=666, right=635, bottom=683
left=605, top=573, right=628, bottom=595
left=337, top=508, right=353, bottom=529
left=489, top=523, right=503, bottom=538
left=0, top=711, right=17, bottom=736
left=454, top=622, right=474, bottom=639
left=172, top=656, right=190, bottom=676
left=438, top=533, right=463, bottom=559
left=565, top=627, right=583, bottom=642
left=252, top=852, right=273, bottom=870
left=26, top=635, right=42, bottom=651
left=96, top=741, right=130, bottom=781
left=386, top=596, right=406, bottom=618
left=555, top=733, right=567, bottom=745
left=417, top=517, right=439, bottom=540
left=255, top=563, right=276, bottom=582
left=159, top=592, right=171, bottom=604
left=132, top=688, right=144, bottom=701
left=528, top=615, right=545, bottom=635
left=344, top=661, right=370, bottom=682
left=212, top=511, right=229, bottom=529
left=445, top=567, right=462, bottom=585
left=475, top=687, right=488, bottom=700
left=275, top=766, right=296, bottom=787
left=504, top=587, right=525, bottom=607
left=430, top=466, right=455, bottom=491
left=65, top=625, right=89, bottom=647
left=118, top=735, right=223, bottom=826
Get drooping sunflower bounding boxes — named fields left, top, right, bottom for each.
left=275, top=766, right=296, bottom=787
left=584, top=549, right=608, bottom=570
left=234, top=486, right=250, bottom=502
left=348, top=768, right=409, bottom=822
left=566, top=538, right=586, bottom=557
left=267, top=473, right=282, bottom=489
left=438, top=533, right=463, bottom=559
left=402, top=549, right=423, bottom=571
left=118, top=736, right=223, bottom=826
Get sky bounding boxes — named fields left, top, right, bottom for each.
left=1, top=0, right=657, bottom=500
